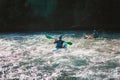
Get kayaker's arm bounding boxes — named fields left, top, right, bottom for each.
left=54, top=38, right=58, bottom=44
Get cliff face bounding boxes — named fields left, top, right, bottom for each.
left=0, top=0, right=33, bottom=32
left=0, top=0, right=119, bottom=32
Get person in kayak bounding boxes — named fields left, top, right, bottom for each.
left=92, top=29, right=99, bottom=38
left=54, top=35, right=67, bottom=49
left=84, top=29, right=99, bottom=39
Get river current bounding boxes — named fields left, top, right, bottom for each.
left=0, top=31, right=120, bottom=80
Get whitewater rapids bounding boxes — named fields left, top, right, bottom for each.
left=0, top=31, right=120, bottom=80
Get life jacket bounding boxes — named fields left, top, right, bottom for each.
left=56, top=40, right=64, bottom=48
left=93, top=32, right=99, bottom=38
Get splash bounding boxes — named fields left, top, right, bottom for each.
left=0, top=31, right=120, bottom=80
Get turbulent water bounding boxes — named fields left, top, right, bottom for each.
left=0, top=31, right=120, bottom=80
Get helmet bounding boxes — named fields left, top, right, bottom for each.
left=59, top=35, right=62, bottom=40
left=93, top=29, right=96, bottom=32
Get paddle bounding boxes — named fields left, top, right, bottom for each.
left=46, top=35, right=54, bottom=39
left=45, top=35, right=73, bottom=45
left=66, top=42, right=72, bottom=45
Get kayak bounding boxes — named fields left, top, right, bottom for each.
left=84, top=34, right=104, bottom=40
left=52, top=48, right=67, bottom=54
left=95, top=37, right=104, bottom=40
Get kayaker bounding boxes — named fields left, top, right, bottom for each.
left=84, top=29, right=99, bottom=39
left=54, top=35, right=67, bottom=49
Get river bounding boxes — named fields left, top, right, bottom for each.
left=0, top=31, right=120, bottom=80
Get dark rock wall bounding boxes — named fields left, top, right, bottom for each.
left=0, top=0, right=33, bottom=32
left=0, top=0, right=119, bottom=32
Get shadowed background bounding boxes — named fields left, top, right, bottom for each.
left=0, top=0, right=119, bottom=32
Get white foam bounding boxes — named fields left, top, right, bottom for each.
left=0, top=32, right=120, bottom=79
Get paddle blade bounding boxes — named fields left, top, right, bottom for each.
left=46, top=35, right=53, bottom=39
left=66, top=42, right=72, bottom=45
left=95, top=37, right=104, bottom=40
